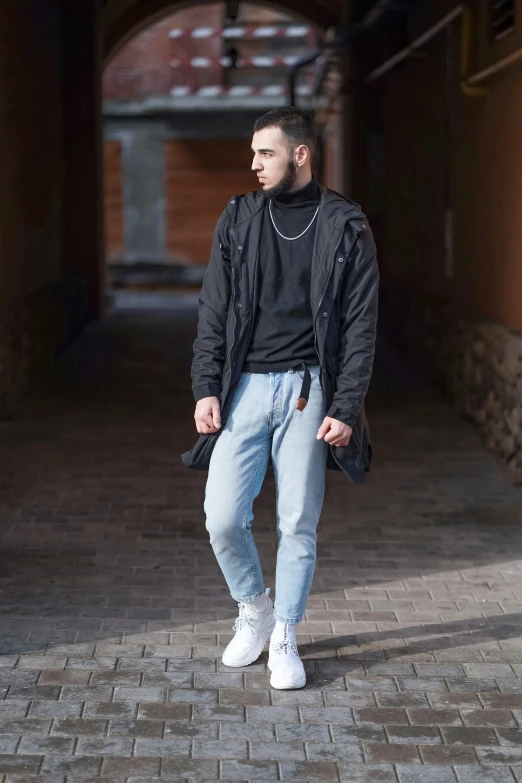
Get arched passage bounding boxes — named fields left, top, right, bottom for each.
left=102, top=0, right=341, bottom=63
left=101, top=0, right=331, bottom=286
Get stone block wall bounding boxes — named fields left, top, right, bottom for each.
left=379, top=280, right=522, bottom=485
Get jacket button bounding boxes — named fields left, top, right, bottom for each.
left=231, top=199, right=235, bottom=203
left=338, top=257, right=344, bottom=263
left=323, top=312, right=328, bottom=317
left=362, top=223, right=367, bottom=228
left=238, top=245, right=242, bottom=250
left=237, top=303, right=242, bottom=308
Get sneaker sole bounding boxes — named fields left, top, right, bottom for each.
left=267, top=661, right=306, bottom=690
left=221, top=613, right=276, bottom=668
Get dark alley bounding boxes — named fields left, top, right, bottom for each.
left=3, top=0, right=522, bottom=780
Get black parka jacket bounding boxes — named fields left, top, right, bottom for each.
left=181, top=184, right=379, bottom=484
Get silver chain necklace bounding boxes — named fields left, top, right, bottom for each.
left=269, top=199, right=319, bottom=241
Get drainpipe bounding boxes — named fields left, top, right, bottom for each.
left=467, top=44, right=522, bottom=84
left=366, top=4, right=487, bottom=97
left=288, top=0, right=398, bottom=105
left=289, top=49, right=322, bottom=106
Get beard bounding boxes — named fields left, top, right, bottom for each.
left=260, top=158, right=298, bottom=198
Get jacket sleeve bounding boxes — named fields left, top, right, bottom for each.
left=325, top=222, right=379, bottom=427
left=191, top=208, right=231, bottom=402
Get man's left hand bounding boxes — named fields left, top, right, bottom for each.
left=316, top=417, right=352, bottom=447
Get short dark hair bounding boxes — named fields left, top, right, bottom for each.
left=253, top=106, right=316, bottom=156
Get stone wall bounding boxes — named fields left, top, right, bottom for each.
left=0, top=278, right=91, bottom=419
left=379, top=280, right=522, bottom=486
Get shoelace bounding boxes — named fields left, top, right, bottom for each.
left=271, top=639, right=299, bottom=655
left=232, top=603, right=256, bottom=632
left=271, top=624, right=299, bottom=655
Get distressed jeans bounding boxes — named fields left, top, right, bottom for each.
left=204, top=365, right=328, bottom=624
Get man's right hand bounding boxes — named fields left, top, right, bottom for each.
left=194, top=396, right=222, bottom=434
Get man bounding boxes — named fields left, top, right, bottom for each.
left=182, top=106, right=379, bottom=689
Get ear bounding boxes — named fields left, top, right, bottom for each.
left=295, top=144, right=309, bottom=168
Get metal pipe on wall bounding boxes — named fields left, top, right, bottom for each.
left=366, top=4, right=490, bottom=98
left=287, top=0, right=398, bottom=106
left=366, top=6, right=464, bottom=82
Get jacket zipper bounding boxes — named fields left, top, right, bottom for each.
left=314, top=229, right=343, bottom=388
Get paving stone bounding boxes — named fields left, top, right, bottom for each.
left=0, top=704, right=30, bottom=719
left=74, top=737, right=134, bottom=756
left=133, top=737, right=192, bottom=756
left=194, top=705, right=245, bottom=722
left=246, top=706, right=300, bottom=723
left=51, top=718, right=107, bottom=736
left=442, top=726, right=499, bottom=745
left=83, top=701, right=139, bottom=719
left=464, top=665, right=516, bottom=679
left=408, top=708, right=462, bottom=726
left=279, top=760, right=340, bottom=780
left=191, top=739, right=248, bottom=759
left=275, top=723, right=330, bottom=742
left=137, top=703, right=191, bottom=721
left=396, top=766, right=457, bottom=783
left=165, top=720, right=218, bottom=738
left=107, top=719, right=165, bottom=738
left=300, top=707, right=353, bottom=724
left=420, top=744, right=479, bottom=764
left=324, top=691, right=376, bottom=707
left=17, top=736, right=75, bottom=755
left=219, top=722, right=275, bottom=740
left=429, top=694, right=482, bottom=708
left=331, top=724, right=386, bottom=743
left=101, top=756, right=161, bottom=777
left=355, top=707, right=408, bottom=725
left=456, top=767, right=517, bottom=782
left=363, top=742, right=420, bottom=763
left=39, top=755, right=102, bottom=776
left=113, top=687, right=167, bottom=702
left=376, top=692, right=428, bottom=707
left=220, top=759, right=278, bottom=780
left=386, top=725, right=442, bottom=744
left=461, top=709, right=517, bottom=727
left=337, top=763, right=397, bottom=783
left=307, top=741, right=364, bottom=762
left=478, top=746, right=522, bottom=763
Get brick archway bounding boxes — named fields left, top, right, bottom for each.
left=103, top=0, right=340, bottom=63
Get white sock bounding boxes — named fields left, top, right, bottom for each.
left=243, top=589, right=269, bottom=613
left=271, top=620, right=297, bottom=646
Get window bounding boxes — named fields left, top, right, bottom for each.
left=490, top=0, right=515, bottom=41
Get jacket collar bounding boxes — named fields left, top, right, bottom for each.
left=229, top=185, right=365, bottom=230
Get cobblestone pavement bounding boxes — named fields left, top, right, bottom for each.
left=1, top=293, right=522, bottom=783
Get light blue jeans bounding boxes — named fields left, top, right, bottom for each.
left=204, top=365, right=328, bottom=624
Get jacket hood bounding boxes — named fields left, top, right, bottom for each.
left=228, top=184, right=367, bottom=230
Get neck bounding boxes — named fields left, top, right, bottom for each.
left=289, top=170, right=313, bottom=193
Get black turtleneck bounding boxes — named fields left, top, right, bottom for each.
left=243, top=176, right=321, bottom=373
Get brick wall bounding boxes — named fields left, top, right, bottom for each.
left=165, top=138, right=255, bottom=264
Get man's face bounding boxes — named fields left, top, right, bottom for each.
left=251, top=126, right=297, bottom=197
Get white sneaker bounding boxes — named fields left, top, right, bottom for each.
left=222, top=588, right=276, bottom=668
left=267, top=624, right=306, bottom=689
